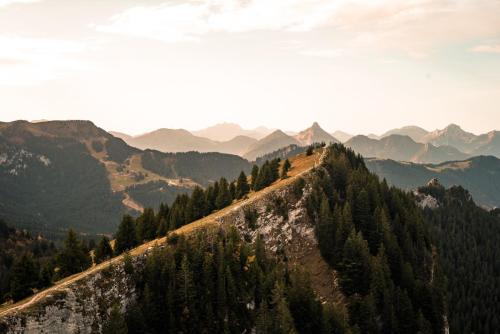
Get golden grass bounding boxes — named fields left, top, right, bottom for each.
left=0, top=148, right=323, bottom=316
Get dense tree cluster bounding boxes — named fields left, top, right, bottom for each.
left=105, top=228, right=350, bottom=334
left=251, top=158, right=281, bottom=191
left=0, top=221, right=93, bottom=303
left=420, top=183, right=500, bottom=334
left=306, top=144, right=446, bottom=333
left=114, top=170, right=255, bottom=254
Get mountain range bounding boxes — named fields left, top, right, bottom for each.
left=0, top=120, right=251, bottom=236
left=115, top=122, right=339, bottom=161
left=113, top=123, right=500, bottom=163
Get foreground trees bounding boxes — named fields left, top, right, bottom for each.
left=306, top=144, right=446, bottom=333
left=105, top=228, right=349, bottom=334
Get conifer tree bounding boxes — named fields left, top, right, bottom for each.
left=94, top=236, right=113, bottom=264
left=236, top=171, right=250, bottom=199
left=216, top=178, right=232, bottom=209
left=281, top=159, right=291, bottom=179
left=250, top=165, right=259, bottom=190
left=115, top=215, right=137, bottom=254
left=187, top=186, right=206, bottom=222
left=10, top=253, right=38, bottom=301
left=57, top=229, right=91, bottom=277
left=103, top=304, right=128, bottom=334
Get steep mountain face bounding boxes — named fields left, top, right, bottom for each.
left=0, top=121, right=252, bottom=236
left=214, top=135, right=257, bottom=155
left=243, top=130, right=301, bottom=161
left=331, top=130, right=353, bottom=143
left=421, top=124, right=477, bottom=152
left=366, top=155, right=500, bottom=208
left=470, top=130, right=500, bottom=157
left=381, top=125, right=429, bottom=142
left=192, top=122, right=272, bottom=141
left=295, top=122, right=338, bottom=146
left=346, top=134, right=469, bottom=163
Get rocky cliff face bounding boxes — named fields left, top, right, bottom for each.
left=0, top=259, right=138, bottom=334
left=0, top=155, right=341, bottom=333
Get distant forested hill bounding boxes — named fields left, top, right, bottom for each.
left=0, top=120, right=251, bottom=236
left=365, top=156, right=500, bottom=208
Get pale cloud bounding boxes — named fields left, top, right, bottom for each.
left=299, top=48, right=344, bottom=58
left=0, top=35, right=86, bottom=86
left=0, top=0, right=40, bottom=7
left=96, top=0, right=500, bottom=57
left=469, top=44, right=500, bottom=54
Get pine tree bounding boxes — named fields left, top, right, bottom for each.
left=316, top=196, right=335, bottom=262
left=340, top=230, right=372, bottom=296
left=216, top=178, right=232, bottom=209
left=236, top=171, right=250, bottom=199
left=281, top=159, right=291, bottom=179
left=115, top=215, right=137, bottom=254
left=136, top=208, right=157, bottom=242
left=94, top=236, right=113, bottom=264
left=187, top=186, right=206, bottom=222
left=103, top=304, right=128, bottom=334
left=251, top=165, right=259, bottom=190
left=10, top=253, right=38, bottom=301
left=57, top=229, right=91, bottom=277
left=270, top=280, right=297, bottom=334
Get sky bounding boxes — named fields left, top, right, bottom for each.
left=0, top=0, right=500, bottom=136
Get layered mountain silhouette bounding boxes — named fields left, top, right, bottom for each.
left=345, top=134, right=469, bottom=163
left=192, top=122, right=272, bottom=141
left=366, top=155, right=500, bottom=208
left=115, top=122, right=339, bottom=161
left=380, top=125, right=429, bottom=142
left=243, top=129, right=300, bottom=161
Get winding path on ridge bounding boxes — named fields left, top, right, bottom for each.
left=0, top=148, right=325, bottom=318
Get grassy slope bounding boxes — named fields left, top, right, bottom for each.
left=0, top=149, right=322, bottom=317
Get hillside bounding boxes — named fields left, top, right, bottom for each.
left=346, top=134, right=469, bottom=163
left=417, top=182, right=500, bottom=333
left=366, top=155, right=500, bottom=208
left=243, top=129, right=301, bottom=161
left=0, top=145, right=446, bottom=333
left=0, top=121, right=252, bottom=236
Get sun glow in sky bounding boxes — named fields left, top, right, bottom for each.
left=1, top=0, right=500, bottom=135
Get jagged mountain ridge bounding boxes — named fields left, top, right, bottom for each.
left=345, top=134, right=469, bottom=163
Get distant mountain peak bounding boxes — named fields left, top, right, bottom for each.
left=295, top=122, right=337, bottom=146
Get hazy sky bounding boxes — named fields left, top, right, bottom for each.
left=1, top=0, right=500, bottom=135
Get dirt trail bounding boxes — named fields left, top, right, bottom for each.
left=0, top=149, right=324, bottom=318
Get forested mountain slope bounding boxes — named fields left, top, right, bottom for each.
left=418, top=182, right=500, bottom=333
left=366, top=156, right=500, bottom=208
left=0, top=145, right=446, bottom=333
left=0, top=120, right=251, bottom=236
